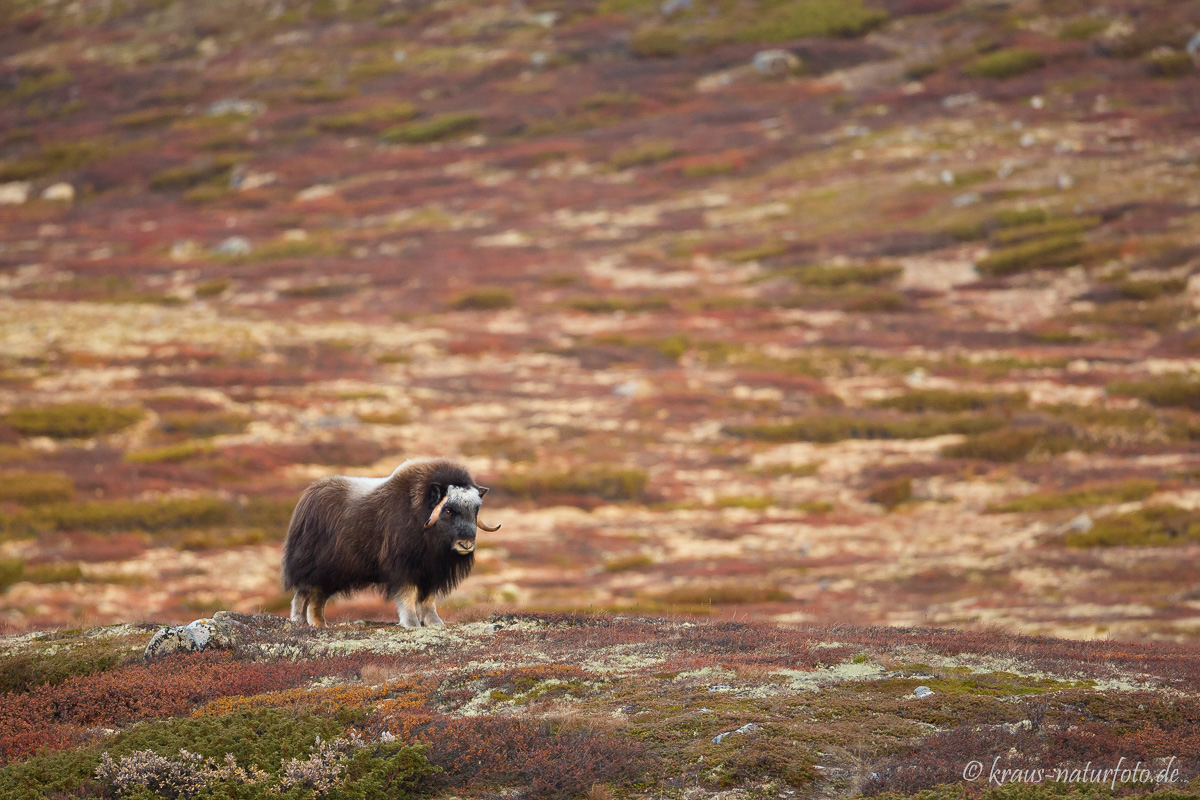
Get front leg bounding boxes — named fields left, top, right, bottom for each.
left=419, top=595, right=444, bottom=627
left=396, top=586, right=421, bottom=628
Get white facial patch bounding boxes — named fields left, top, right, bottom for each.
left=445, top=485, right=481, bottom=511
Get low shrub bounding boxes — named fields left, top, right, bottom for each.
left=1108, top=373, right=1200, bottom=411
left=158, top=411, right=250, bottom=438
left=736, top=0, right=888, bottom=41
left=786, top=263, right=902, bottom=288
left=871, top=389, right=1028, bottom=413
left=0, top=471, right=74, bottom=504
left=629, top=26, right=687, bottom=58
left=113, top=106, right=184, bottom=129
left=976, top=236, right=1088, bottom=276
left=656, top=584, right=790, bottom=605
left=125, top=442, right=212, bottom=464
left=868, top=477, right=913, bottom=510
left=942, top=425, right=1090, bottom=462
left=494, top=466, right=650, bottom=504
left=380, top=112, right=480, bottom=144
left=964, top=48, right=1045, bottom=79
left=604, top=554, right=654, bottom=573
left=0, top=557, right=22, bottom=592
left=315, top=103, right=418, bottom=133
left=726, top=413, right=1003, bottom=443
left=0, top=497, right=232, bottom=537
left=149, top=156, right=240, bottom=191
left=610, top=140, right=679, bottom=169
left=21, top=562, right=83, bottom=583
left=993, top=208, right=1047, bottom=228
left=4, top=404, right=143, bottom=439
left=1065, top=504, right=1200, bottom=547
left=567, top=296, right=671, bottom=313
left=448, top=288, right=515, bottom=311
left=988, top=479, right=1157, bottom=513
left=1146, top=50, right=1193, bottom=78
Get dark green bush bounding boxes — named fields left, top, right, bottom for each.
left=988, top=479, right=1157, bottom=513
left=727, top=414, right=1003, bottom=443
left=976, top=236, right=1088, bottom=276
left=495, top=466, right=649, bottom=503
left=1108, top=374, right=1200, bottom=411
left=871, top=390, right=1028, bottom=414
left=448, top=289, right=515, bottom=311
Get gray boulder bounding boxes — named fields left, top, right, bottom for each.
left=144, top=611, right=239, bottom=659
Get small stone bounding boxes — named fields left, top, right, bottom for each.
left=952, top=192, right=980, bottom=208
left=619, top=704, right=638, bottom=714
left=212, top=236, right=252, bottom=257
left=1067, top=514, right=1093, bottom=533
left=170, top=240, right=201, bottom=261
left=530, top=51, right=550, bottom=67
left=712, top=723, right=759, bottom=744
left=940, top=169, right=955, bottom=185
left=913, top=685, right=934, bottom=698
left=660, top=0, right=692, bottom=17
left=41, top=182, right=74, bottom=202
left=207, top=98, right=265, bottom=117
left=296, top=184, right=336, bottom=202
left=708, top=684, right=732, bottom=692
left=0, top=181, right=31, bottom=205
left=752, top=49, right=800, bottom=78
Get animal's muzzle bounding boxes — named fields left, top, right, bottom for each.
left=452, top=539, right=476, bottom=554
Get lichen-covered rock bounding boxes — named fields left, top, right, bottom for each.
left=143, top=611, right=240, bottom=659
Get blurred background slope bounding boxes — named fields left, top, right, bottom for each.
left=0, top=0, right=1199, bottom=638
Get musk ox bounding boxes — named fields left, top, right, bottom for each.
left=281, top=457, right=500, bottom=628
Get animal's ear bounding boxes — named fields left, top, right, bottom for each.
left=477, top=485, right=489, bottom=497
left=428, top=483, right=445, bottom=504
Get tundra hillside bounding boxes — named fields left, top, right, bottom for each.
left=1, top=0, right=1200, bottom=641
left=2, top=611, right=1200, bottom=798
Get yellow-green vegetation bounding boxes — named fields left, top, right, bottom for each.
left=22, top=561, right=84, bottom=583
left=604, top=554, right=655, bottom=572
left=0, top=556, right=21, bottom=592
left=994, top=208, right=1048, bottom=228
left=1059, top=16, right=1109, bottom=40
left=194, top=278, right=231, bottom=298
left=1146, top=49, right=1193, bottom=77
left=781, top=263, right=902, bottom=288
left=113, top=106, right=184, bottom=128
left=654, top=583, right=790, bottom=605
left=1106, top=274, right=1188, bottom=300
left=125, top=441, right=213, bottom=463
left=1065, top=504, right=1200, bottom=547
left=0, top=496, right=232, bottom=538
left=460, top=435, right=536, bottom=462
left=989, top=479, right=1157, bottom=514
left=380, top=112, right=480, bottom=144
left=724, top=240, right=788, bottom=263
left=356, top=410, right=410, bottom=425
left=1108, top=373, right=1200, bottom=411
left=1070, top=299, right=1191, bottom=332
left=629, top=27, right=688, bottom=58
left=964, top=48, right=1045, bottom=79
left=991, top=215, right=1101, bottom=246
left=0, top=471, right=74, bottom=505
left=870, top=389, right=1028, bottom=413
left=736, top=0, right=886, bottom=42
left=568, top=296, right=671, bottom=313
left=726, top=413, right=1003, bottom=443
left=495, top=466, right=650, bottom=503
left=448, top=288, right=515, bottom=311
left=0, top=140, right=100, bottom=181
left=976, top=235, right=1090, bottom=276
left=149, top=155, right=241, bottom=191
left=4, top=404, right=143, bottom=439
left=158, top=411, right=250, bottom=438
left=279, top=282, right=358, bottom=298
left=314, top=102, right=417, bottom=133
left=941, top=426, right=1089, bottom=462
left=6, top=68, right=73, bottom=101
left=714, top=495, right=773, bottom=510
left=610, top=140, right=679, bottom=170
left=867, top=477, right=913, bottom=510
left=246, top=240, right=345, bottom=262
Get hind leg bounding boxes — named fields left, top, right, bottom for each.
left=307, top=592, right=328, bottom=628
left=289, top=589, right=311, bottom=624
left=419, top=595, right=444, bottom=627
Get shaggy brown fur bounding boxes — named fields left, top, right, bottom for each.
left=281, top=458, right=492, bottom=628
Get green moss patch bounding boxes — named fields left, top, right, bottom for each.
left=4, top=404, right=143, bottom=439
left=988, top=479, right=1157, bottom=514
left=1064, top=504, right=1200, bottom=547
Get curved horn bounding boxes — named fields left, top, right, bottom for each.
left=424, top=495, right=448, bottom=529
left=476, top=518, right=501, bottom=532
